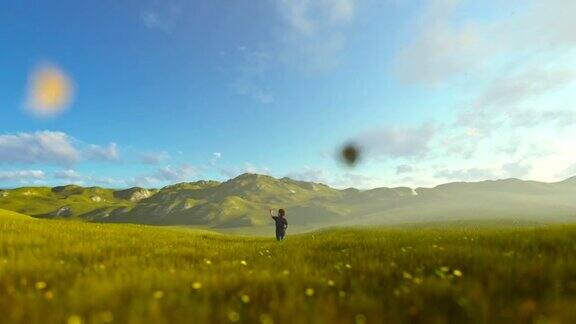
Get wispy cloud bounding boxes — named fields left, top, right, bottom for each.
left=434, top=167, right=497, bottom=181
left=227, top=1, right=357, bottom=104
left=394, top=0, right=576, bottom=86
left=219, top=163, right=271, bottom=179
left=126, top=164, right=199, bottom=187
left=396, top=164, right=414, bottom=175
left=387, top=0, right=576, bottom=184
left=84, top=143, right=120, bottom=162
left=53, top=169, right=83, bottom=181
left=232, top=47, right=275, bottom=105
left=155, top=164, right=198, bottom=182
left=140, top=1, right=184, bottom=34
left=140, top=151, right=170, bottom=165
left=286, top=166, right=329, bottom=183
left=275, top=0, right=356, bottom=72
left=210, top=152, right=222, bottom=166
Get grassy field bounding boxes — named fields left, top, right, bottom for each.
left=1, top=210, right=576, bottom=323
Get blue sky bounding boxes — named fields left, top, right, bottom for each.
left=1, top=0, right=576, bottom=189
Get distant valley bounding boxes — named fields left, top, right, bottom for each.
left=2, top=173, right=576, bottom=228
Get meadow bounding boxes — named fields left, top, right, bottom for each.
left=1, top=210, right=576, bottom=323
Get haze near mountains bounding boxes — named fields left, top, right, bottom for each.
left=2, top=173, right=576, bottom=228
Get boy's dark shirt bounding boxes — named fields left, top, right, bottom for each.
left=272, top=216, right=288, bottom=232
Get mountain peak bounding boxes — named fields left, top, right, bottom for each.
left=229, top=173, right=279, bottom=184
left=234, top=173, right=270, bottom=180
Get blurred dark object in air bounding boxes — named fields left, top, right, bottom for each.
left=341, top=143, right=360, bottom=166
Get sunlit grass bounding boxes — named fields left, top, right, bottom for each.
left=1, top=213, right=576, bottom=323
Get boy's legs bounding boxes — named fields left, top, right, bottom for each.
left=276, top=230, right=285, bottom=241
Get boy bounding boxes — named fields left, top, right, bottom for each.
left=269, top=208, right=288, bottom=241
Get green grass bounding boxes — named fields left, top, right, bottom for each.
left=1, top=212, right=576, bottom=323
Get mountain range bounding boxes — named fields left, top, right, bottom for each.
left=2, top=173, right=576, bottom=228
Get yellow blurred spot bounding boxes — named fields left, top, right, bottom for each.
left=240, top=260, right=247, bottom=266
left=192, top=281, right=202, bottom=290
left=305, top=288, right=315, bottom=296
left=453, top=269, right=463, bottom=277
left=327, top=280, right=335, bottom=287
left=153, top=290, right=164, bottom=299
left=35, top=281, right=47, bottom=290
left=228, top=311, right=240, bottom=322
left=241, top=294, right=250, bottom=303
left=67, top=315, right=83, bottom=324
left=27, top=63, right=74, bottom=118
left=259, top=313, right=274, bottom=324
left=44, top=291, right=54, bottom=299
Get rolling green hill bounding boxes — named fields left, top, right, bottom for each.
left=0, top=208, right=35, bottom=221
left=2, top=174, right=576, bottom=228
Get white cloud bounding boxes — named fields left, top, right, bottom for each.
left=0, top=170, right=45, bottom=183
left=352, top=123, right=436, bottom=159
left=286, top=166, right=328, bottom=183
left=0, top=131, right=121, bottom=167
left=85, top=143, right=120, bottom=162
left=0, top=131, right=80, bottom=166
left=156, top=165, right=198, bottom=182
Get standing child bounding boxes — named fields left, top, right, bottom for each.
left=270, top=208, right=288, bottom=241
